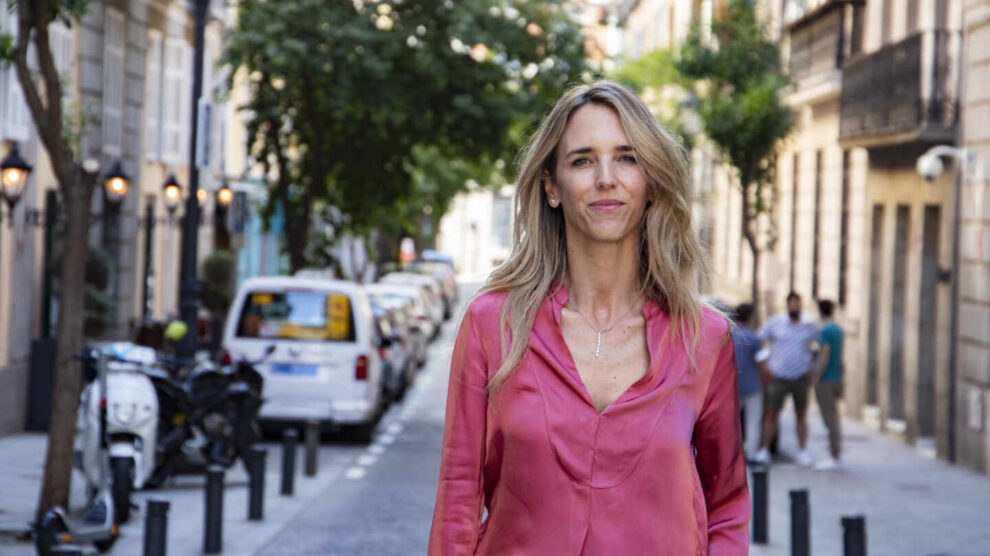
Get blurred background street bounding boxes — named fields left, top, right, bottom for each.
left=0, top=0, right=988, bottom=554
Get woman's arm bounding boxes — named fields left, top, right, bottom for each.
left=428, top=303, right=489, bottom=555
left=695, top=332, right=751, bottom=555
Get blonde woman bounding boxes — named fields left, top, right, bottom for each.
left=429, top=81, right=749, bottom=555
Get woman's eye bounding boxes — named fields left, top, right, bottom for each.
left=620, top=155, right=637, bottom=163
left=571, top=158, right=590, bottom=167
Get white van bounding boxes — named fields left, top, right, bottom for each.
left=222, top=276, right=384, bottom=441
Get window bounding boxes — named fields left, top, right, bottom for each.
left=839, top=150, right=850, bottom=305
left=102, top=8, right=125, bottom=156
left=236, top=290, right=357, bottom=342
left=812, top=149, right=822, bottom=299
left=145, top=30, right=163, bottom=160
left=1, top=7, right=31, bottom=141
left=789, top=152, right=800, bottom=292
left=162, top=37, right=191, bottom=164
left=906, top=0, right=919, bottom=34
left=49, top=21, right=75, bottom=117
left=881, top=0, right=892, bottom=45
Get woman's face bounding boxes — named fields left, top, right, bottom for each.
left=544, top=104, right=649, bottom=247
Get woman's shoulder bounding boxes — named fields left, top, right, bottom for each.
left=464, top=289, right=509, bottom=323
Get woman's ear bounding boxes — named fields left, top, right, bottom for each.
left=543, top=172, right=560, bottom=207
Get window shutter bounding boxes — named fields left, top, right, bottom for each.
left=162, top=37, right=184, bottom=164
left=3, top=8, right=31, bottom=141
left=179, top=42, right=193, bottom=165
left=145, top=30, right=163, bottom=160
left=49, top=21, right=75, bottom=120
left=102, top=8, right=125, bottom=156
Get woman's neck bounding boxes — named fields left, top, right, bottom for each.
left=563, top=235, right=642, bottom=321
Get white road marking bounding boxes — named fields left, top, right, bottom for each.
left=345, top=466, right=366, bottom=480
left=357, top=454, right=378, bottom=466
left=378, top=434, right=396, bottom=445
left=368, top=445, right=386, bottom=455
left=386, top=423, right=404, bottom=435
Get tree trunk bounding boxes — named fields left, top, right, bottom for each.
left=35, top=172, right=94, bottom=522
left=739, top=171, right=762, bottom=321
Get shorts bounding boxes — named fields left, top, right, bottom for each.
left=767, top=374, right=811, bottom=412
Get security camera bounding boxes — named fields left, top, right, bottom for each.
left=916, top=153, right=943, bottom=182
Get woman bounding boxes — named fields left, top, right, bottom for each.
left=429, top=81, right=749, bottom=555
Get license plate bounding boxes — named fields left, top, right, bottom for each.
left=271, top=364, right=317, bottom=376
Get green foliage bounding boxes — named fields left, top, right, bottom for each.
left=224, top=0, right=588, bottom=268
left=83, top=247, right=111, bottom=338
left=676, top=0, right=792, bottom=193
left=200, top=250, right=234, bottom=315
left=611, top=47, right=696, bottom=152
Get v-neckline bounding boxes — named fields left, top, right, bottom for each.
left=548, top=285, right=668, bottom=416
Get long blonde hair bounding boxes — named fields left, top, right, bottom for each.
left=480, top=80, right=711, bottom=392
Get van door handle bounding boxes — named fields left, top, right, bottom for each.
left=288, top=346, right=302, bottom=357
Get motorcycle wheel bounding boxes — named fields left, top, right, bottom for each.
left=110, top=457, right=134, bottom=523
left=94, top=533, right=119, bottom=553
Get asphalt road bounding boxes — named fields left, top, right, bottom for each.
left=254, top=290, right=462, bottom=555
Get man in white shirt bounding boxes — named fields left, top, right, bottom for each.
left=753, top=292, right=820, bottom=465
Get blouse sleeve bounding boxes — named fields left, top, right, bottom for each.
left=695, top=332, right=751, bottom=555
left=428, top=302, right=489, bottom=555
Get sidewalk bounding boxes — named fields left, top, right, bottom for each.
left=750, top=404, right=990, bottom=555
left=0, top=433, right=365, bottom=555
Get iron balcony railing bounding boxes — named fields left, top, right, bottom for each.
left=839, top=31, right=957, bottom=143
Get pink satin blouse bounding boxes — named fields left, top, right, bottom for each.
left=428, top=286, right=750, bottom=555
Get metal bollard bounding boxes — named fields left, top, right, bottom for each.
left=248, top=447, right=267, bottom=521
left=281, top=428, right=298, bottom=496
left=305, top=420, right=319, bottom=477
left=143, top=499, right=170, bottom=556
left=751, top=464, right=769, bottom=544
left=842, top=515, right=867, bottom=556
left=204, top=465, right=225, bottom=554
left=790, top=489, right=810, bottom=556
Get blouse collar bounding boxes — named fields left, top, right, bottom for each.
left=547, top=282, right=665, bottom=326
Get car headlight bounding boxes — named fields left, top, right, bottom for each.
left=113, top=403, right=136, bottom=425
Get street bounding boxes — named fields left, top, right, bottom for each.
left=3, top=283, right=990, bottom=555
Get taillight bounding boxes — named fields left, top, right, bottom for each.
left=220, top=349, right=232, bottom=366
left=355, top=355, right=368, bottom=380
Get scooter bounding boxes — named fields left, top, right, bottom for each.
left=74, top=342, right=160, bottom=524
left=35, top=350, right=120, bottom=555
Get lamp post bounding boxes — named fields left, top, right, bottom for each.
left=103, top=159, right=130, bottom=204
left=163, top=173, right=182, bottom=216
left=1, top=143, right=33, bottom=226
left=176, top=0, right=210, bottom=361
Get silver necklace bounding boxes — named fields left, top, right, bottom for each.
left=566, top=298, right=641, bottom=358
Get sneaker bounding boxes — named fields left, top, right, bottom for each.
left=796, top=450, right=814, bottom=467
left=752, top=448, right=771, bottom=464
left=813, top=458, right=840, bottom=471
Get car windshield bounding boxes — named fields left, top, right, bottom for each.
left=236, top=289, right=356, bottom=342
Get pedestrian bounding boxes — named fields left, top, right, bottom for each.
left=812, top=299, right=844, bottom=470
left=732, top=303, right=764, bottom=460
left=752, top=292, right=819, bottom=466
left=429, top=80, right=749, bottom=555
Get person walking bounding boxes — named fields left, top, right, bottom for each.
left=429, top=80, right=749, bottom=555
left=732, top=303, right=763, bottom=460
left=812, top=299, right=844, bottom=470
left=753, top=292, right=819, bottom=466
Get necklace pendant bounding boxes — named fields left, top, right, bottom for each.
left=595, top=331, right=603, bottom=358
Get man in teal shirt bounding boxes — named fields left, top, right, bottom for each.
left=813, top=299, right=844, bottom=470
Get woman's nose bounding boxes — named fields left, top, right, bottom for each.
left=596, top=161, right=617, bottom=189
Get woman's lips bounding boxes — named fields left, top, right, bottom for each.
left=589, top=200, right=624, bottom=213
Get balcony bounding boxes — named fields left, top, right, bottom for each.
left=783, top=1, right=862, bottom=106
left=839, top=31, right=958, bottom=148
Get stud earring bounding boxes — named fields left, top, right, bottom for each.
left=549, top=197, right=558, bottom=208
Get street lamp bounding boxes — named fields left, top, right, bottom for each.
left=1, top=143, right=33, bottom=218
left=216, top=182, right=233, bottom=208
left=103, top=159, right=130, bottom=204
left=163, top=173, right=182, bottom=214
left=196, top=187, right=208, bottom=208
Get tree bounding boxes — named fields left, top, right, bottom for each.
left=0, top=0, right=103, bottom=521
left=676, top=0, right=793, bottom=316
left=224, top=0, right=587, bottom=272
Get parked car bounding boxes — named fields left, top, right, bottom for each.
left=378, top=272, right=445, bottom=332
left=406, top=261, right=459, bottom=320
left=371, top=304, right=414, bottom=401
left=364, top=283, right=432, bottom=362
left=222, top=276, right=385, bottom=442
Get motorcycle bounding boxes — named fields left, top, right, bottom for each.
left=74, top=342, right=159, bottom=524
left=144, top=346, right=270, bottom=485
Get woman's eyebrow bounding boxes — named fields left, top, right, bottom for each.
left=564, top=147, right=592, bottom=158
left=616, top=145, right=635, bottom=152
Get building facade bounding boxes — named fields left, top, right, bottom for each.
left=620, top=0, right=989, bottom=473
left=0, top=0, right=247, bottom=435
